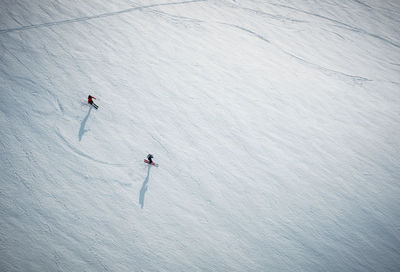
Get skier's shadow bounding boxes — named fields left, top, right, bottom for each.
left=79, top=106, right=92, bottom=141
left=139, top=165, right=152, bottom=208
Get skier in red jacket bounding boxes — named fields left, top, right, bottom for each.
left=88, top=95, right=98, bottom=109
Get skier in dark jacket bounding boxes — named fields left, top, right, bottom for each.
left=147, top=154, right=154, bottom=164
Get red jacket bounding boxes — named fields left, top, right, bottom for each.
left=88, top=96, right=95, bottom=103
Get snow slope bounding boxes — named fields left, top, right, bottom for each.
left=1, top=0, right=400, bottom=271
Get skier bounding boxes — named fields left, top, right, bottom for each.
left=88, top=95, right=98, bottom=109
left=144, top=154, right=158, bottom=167
left=147, top=154, right=154, bottom=164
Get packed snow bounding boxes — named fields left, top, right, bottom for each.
left=1, top=0, right=399, bottom=271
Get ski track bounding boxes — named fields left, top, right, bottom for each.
left=1, top=0, right=389, bottom=88
left=147, top=9, right=204, bottom=24
left=55, top=128, right=127, bottom=167
left=269, top=3, right=400, bottom=49
left=56, top=98, right=64, bottom=114
left=150, top=134, right=169, bottom=154
left=282, top=51, right=372, bottom=86
left=219, top=22, right=271, bottom=43
left=352, top=0, right=372, bottom=9
left=0, top=0, right=207, bottom=35
left=218, top=22, right=370, bottom=85
left=1, top=45, right=36, bottom=78
left=231, top=6, right=309, bottom=24
left=331, top=24, right=400, bottom=49
left=136, top=4, right=374, bottom=85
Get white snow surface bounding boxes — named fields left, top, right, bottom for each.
left=1, top=0, right=400, bottom=271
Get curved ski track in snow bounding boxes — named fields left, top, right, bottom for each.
left=218, top=22, right=370, bottom=85
left=55, top=128, right=127, bottom=167
left=352, top=0, right=372, bottom=9
left=282, top=51, right=372, bottom=86
left=0, top=0, right=206, bottom=35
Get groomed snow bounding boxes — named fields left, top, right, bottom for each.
left=1, top=0, right=399, bottom=271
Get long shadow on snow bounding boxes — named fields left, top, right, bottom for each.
left=79, top=107, right=92, bottom=141
left=139, top=165, right=152, bottom=209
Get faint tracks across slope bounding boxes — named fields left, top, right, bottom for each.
left=231, top=6, right=309, bottom=24
left=283, top=51, right=372, bottom=86
left=55, top=128, right=126, bottom=167
left=269, top=3, right=400, bottom=49
left=218, top=22, right=371, bottom=86
left=0, top=0, right=207, bottom=35
left=219, top=22, right=271, bottom=43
